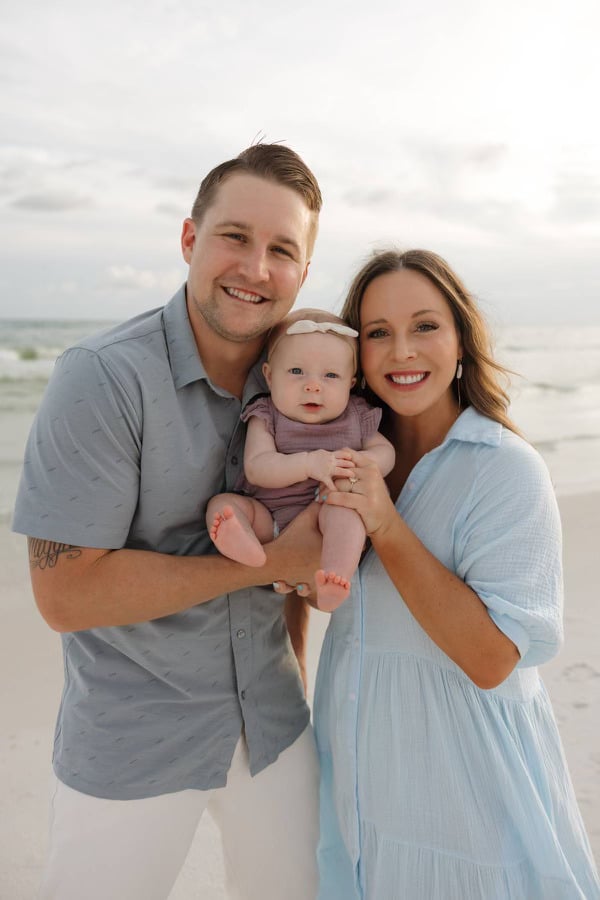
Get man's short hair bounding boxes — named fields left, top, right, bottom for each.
left=190, top=143, right=322, bottom=256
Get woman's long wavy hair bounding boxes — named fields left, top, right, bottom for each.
left=341, top=249, right=520, bottom=435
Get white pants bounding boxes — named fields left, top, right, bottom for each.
left=40, top=726, right=319, bottom=900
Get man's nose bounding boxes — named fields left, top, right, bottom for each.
left=240, top=247, right=270, bottom=282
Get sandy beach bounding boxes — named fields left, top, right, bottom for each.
left=1, top=491, right=598, bottom=898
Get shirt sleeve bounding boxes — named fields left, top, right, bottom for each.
left=454, top=435, right=563, bottom=668
left=240, top=395, right=276, bottom=436
left=351, top=395, right=383, bottom=443
left=12, top=347, right=142, bottom=549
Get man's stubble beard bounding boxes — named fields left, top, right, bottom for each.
left=192, top=290, right=284, bottom=344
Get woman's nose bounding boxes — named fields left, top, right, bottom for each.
left=393, top=334, right=417, bottom=360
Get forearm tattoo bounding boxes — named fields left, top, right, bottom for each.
left=28, top=539, right=82, bottom=570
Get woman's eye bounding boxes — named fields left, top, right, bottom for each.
left=367, top=328, right=388, bottom=339
left=415, top=322, right=438, bottom=333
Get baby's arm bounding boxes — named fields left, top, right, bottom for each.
left=361, top=431, right=396, bottom=476
left=244, top=416, right=354, bottom=491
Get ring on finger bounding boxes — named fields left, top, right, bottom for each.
left=349, top=476, right=358, bottom=491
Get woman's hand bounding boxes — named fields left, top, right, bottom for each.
left=305, top=448, right=354, bottom=492
left=320, top=450, right=397, bottom=538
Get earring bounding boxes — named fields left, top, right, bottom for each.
left=360, top=376, right=366, bottom=390
left=456, top=359, right=463, bottom=380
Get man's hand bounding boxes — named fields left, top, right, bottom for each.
left=264, top=502, right=322, bottom=597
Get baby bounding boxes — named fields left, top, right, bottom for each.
left=206, top=309, right=395, bottom=611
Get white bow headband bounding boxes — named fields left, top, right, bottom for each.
left=285, top=320, right=358, bottom=338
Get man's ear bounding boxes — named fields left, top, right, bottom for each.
left=300, top=259, right=311, bottom=288
left=262, top=362, right=272, bottom=388
left=181, top=218, right=196, bottom=263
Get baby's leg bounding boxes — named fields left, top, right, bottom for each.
left=315, top=505, right=366, bottom=612
left=206, top=494, right=274, bottom=567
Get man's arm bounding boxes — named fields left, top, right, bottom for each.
left=284, top=591, right=311, bottom=694
left=27, top=504, right=322, bottom=632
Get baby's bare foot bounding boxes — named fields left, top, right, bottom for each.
left=315, top=569, right=351, bottom=612
left=210, top=505, right=266, bottom=567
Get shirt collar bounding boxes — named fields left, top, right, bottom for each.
left=162, top=284, right=267, bottom=401
left=444, top=405, right=503, bottom=448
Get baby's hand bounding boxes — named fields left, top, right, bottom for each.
left=306, top=449, right=354, bottom=491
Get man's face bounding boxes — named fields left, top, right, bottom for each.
left=181, top=173, right=313, bottom=343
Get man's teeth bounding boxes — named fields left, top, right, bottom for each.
left=226, top=287, right=263, bottom=303
left=389, top=373, right=426, bottom=385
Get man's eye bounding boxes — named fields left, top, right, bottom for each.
left=225, top=233, right=245, bottom=242
left=273, top=246, right=292, bottom=257
left=289, top=367, right=303, bottom=375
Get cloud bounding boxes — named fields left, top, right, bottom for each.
left=155, top=201, right=186, bottom=218
left=343, top=188, right=399, bottom=208
left=551, top=172, right=600, bottom=223
left=11, top=191, right=93, bottom=211
left=104, top=265, right=182, bottom=292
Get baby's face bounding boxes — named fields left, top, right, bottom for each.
left=263, top=331, right=356, bottom=424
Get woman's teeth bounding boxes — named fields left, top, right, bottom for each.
left=389, top=373, right=426, bottom=385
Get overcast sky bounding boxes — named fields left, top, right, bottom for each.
left=1, top=0, right=599, bottom=325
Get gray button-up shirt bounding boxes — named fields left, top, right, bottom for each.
left=12, top=286, right=309, bottom=799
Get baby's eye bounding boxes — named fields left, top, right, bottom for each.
left=325, top=372, right=340, bottom=379
left=289, top=367, right=303, bottom=375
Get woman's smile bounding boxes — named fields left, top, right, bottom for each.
left=386, top=371, right=429, bottom=388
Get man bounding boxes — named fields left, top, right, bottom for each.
left=13, top=144, right=323, bottom=899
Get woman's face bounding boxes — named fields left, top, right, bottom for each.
left=359, top=268, right=462, bottom=422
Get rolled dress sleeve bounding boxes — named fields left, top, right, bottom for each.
left=454, top=435, right=563, bottom=667
left=13, top=347, right=141, bottom=548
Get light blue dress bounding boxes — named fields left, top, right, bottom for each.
left=314, top=408, right=600, bottom=899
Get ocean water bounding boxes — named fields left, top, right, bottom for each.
left=1, top=319, right=599, bottom=519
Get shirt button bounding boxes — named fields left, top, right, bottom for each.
left=240, top=690, right=246, bottom=700
left=236, top=629, right=246, bottom=639
left=231, top=455, right=238, bottom=465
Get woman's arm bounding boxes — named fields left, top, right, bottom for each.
left=322, top=454, right=520, bottom=689
left=244, top=416, right=355, bottom=491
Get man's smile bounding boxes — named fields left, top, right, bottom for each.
left=224, top=286, right=266, bottom=304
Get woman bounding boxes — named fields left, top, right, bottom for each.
left=313, top=249, right=600, bottom=899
